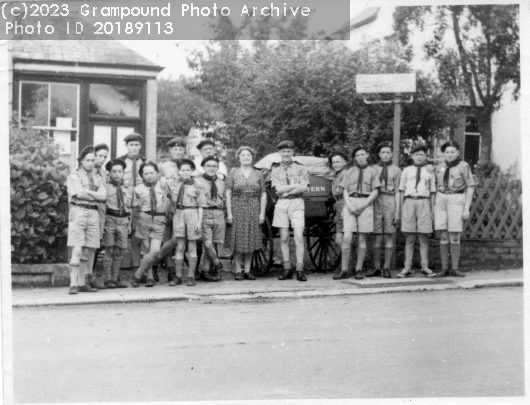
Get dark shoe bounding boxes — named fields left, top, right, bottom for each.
left=167, top=267, right=176, bottom=282
left=145, top=278, right=155, bottom=287
left=114, top=279, right=128, bottom=288
left=332, top=270, right=350, bottom=280
left=354, top=271, right=364, bottom=280
left=382, top=268, right=392, bottom=278
left=140, top=275, right=148, bottom=284
left=296, top=271, right=307, bottom=282
left=435, top=268, right=449, bottom=278
left=78, top=284, right=98, bottom=293
left=365, top=268, right=381, bottom=277
left=104, top=280, right=117, bottom=289
left=278, top=269, right=293, bottom=280
left=87, top=274, right=105, bottom=289
left=68, top=287, right=78, bottom=295
left=131, top=276, right=141, bottom=288
left=197, top=271, right=208, bottom=282
left=243, top=272, right=256, bottom=280
left=152, top=265, right=159, bottom=283
left=234, top=272, right=244, bottom=281
left=187, top=277, right=196, bottom=286
left=93, top=278, right=107, bottom=289
left=450, top=269, right=466, bottom=277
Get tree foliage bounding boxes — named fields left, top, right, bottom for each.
left=10, top=119, right=69, bottom=263
left=393, top=5, right=520, bottom=166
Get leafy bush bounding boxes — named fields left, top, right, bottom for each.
left=10, top=121, right=70, bottom=263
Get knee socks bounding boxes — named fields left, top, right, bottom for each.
left=341, top=242, right=351, bottom=272
left=188, top=257, right=197, bottom=278
left=175, top=259, right=184, bottom=278
left=450, top=243, right=461, bottom=270
left=404, top=237, right=415, bottom=269
left=440, top=242, right=450, bottom=270
left=373, top=247, right=381, bottom=269
left=102, top=250, right=113, bottom=280
left=384, top=247, right=393, bottom=269
left=69, top=264, right=79, bottom=288
left=419, top=238, right=429, bottom=268
left=111, top=250, right=123, bottom=281
left=356, top=247, right=367, bottom=271
left=78, top=258, right=88, bottom=286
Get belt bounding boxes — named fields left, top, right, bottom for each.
left=203, top=207, right=223, bottom=210
left=379, top=191, right=396, bottom=196
left=143, top=211, right=166, bottom=216
left=280, top=194, right=303, bottom=200
left=405, top=196, right=429, bottom=200
left=71, top=202, right=98, bottom=210
left=175, top=206, right=198, bottom=210
left=106, top=207, right=130, bottom=218
left=349, top=193, right=370, bottom=198
left=439, top=189, right=465, bottom=195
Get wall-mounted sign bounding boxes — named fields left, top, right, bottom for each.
left=356, top=73, right=416, bottom=94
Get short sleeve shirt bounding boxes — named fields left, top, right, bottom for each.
left=340, top=166, right=381, bottom=195
left=67, top=169, right=105, bottom=204
left=435, top=160, right=476, bottom=193
left=332, top=170, right=347, bottom=199
left=372, top=164, right=401, bottom=194
left=399, top=165, right=436, bottom=197
left=122, top=156, right=145, bottom=188
left=271, top=162, right=310, bottom=191
left=134, top=179, right=171, bottom=213
left=169, top=182, right=207, bottom=211
left=105, top=183, right=133, bottom=213
left=199, top=176, right=226, bottom=209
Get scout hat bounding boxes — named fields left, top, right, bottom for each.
left=410, top=144, right=428, bottom=154
left=277, top=140, right=295, bottom=150
left=328, top=151, right=348, bottom=166
left=123, top=133, right=143, bottom=144
left=178, top=158, right=196, bottom=171
left=78, top=145, right=95, bottom=161
left=201, top=156, right=220, bottom=167
left=376, top=141, right=393, bottom=154
left=94, top=143, right=109, bottom=153
left=167, top=137, right=186, bottom=148
left=105, top=159, right=126, bottom=172
left=351, top=144, right=367, bottom=158
left=196, top=139, right=216, bottom=150
left=441, top=140, right=460, bottom=152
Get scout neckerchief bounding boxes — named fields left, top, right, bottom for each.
left=354, top=162, right=369, bottom=195
left=413, top=162, right=427, bottom=191
left=80, top=167, right=96, bottom=191
left=281, top=160, right=294, bottom=185
left=128, top=154, right=142, bottom=186
left=443, top=158, right=462, bottom=188
left=143, top=179, right=158, bottom=218
left=202, top=173, right=218, bottom=201
left=176, top=178, right=195, bottom=210
left=94, top=165, right=102, bottom=177
left=109, top=179, right=124, bottom=213
left=377, top=159, right=393, bottom=189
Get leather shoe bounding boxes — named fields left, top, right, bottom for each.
left=78, top=284, right=98, bottom=293
left=152, top=265, right=159, bottom=282
left=243, top=272, right=256, bottom=280
left=354, top=271, right=364, bottom=280
left=114, top=279, right=128, bottom=288
left=131, top=276, right=141, bottom=288
left=169, top=277, right=182, bottom=286
left=167, top=267, right=176, bottom=282
left=450, top=269, right=466, bottom=277
left=104, top=280, right=117, bottom=289
left=197, top=271, right=208, bottom=282
left=68, top=287, right=78, bottom=295
left=140, top=275, right=148, bottom=283
left=382, top=268, right=392, bottom=278
left=365, top=268, right=381, bottom=277
left=187, top=277, right=196, bottom=286
left=87, top=274, right=106, bottom=289
left=296, top=271, right=307, bottom=282
left=435, top=268, right=449, bottom=278
left=332, top=270, right=350, bottom=280
left=234, top=272, right=244, bottom=281
left=145, top=278, right=155, bottom=287
left=278, top=269, right=293, bottom=280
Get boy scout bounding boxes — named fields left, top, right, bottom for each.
left=329, top=151, right=349, bottom=251
left=272, top=140, right=309, bottom=282
left=336, top=145, right=380, bottom=280
left=117, top=133, right=146, bottom=278
left=66, top=146, right=107, bottom=294
left=198, top=156, right=226, bottom=281
left=101, top=159, right=132, bottom=288
left=434, top=141, right=476, bottom=278
left=131, top=161, right=171, bottom=287
left=366, top=141, right=401, bottom=278
left=397, top=144, right=437, bottom=278
left=171, top=159, right=207, bottom=286
left=193, top=137, right=228, bottom=180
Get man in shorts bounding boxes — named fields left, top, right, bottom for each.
left=66, top=146, right=107, bottom=294
left=272, top=140, right=309, bottom=282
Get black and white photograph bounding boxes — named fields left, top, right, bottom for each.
left=0, top=0, right=527, bottom=403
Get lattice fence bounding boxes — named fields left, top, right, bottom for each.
left=462, top=174, right=522, bottom=240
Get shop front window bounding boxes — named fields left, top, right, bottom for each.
left=89, top=84, right=141, bottom=117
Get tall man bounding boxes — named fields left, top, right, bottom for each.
left=193, top=137, right=228, bottom=180
left=66, top=146, right=107, bottom=294
left=367, top=141, right=401, bottom=278
left=272, top=140, right=309, bottom=282
left=116, top=133, right=146, bottom=277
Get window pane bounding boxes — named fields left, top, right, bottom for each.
left=21, top=82, right=48, bottom=126
left=465, top=116, right=479, bottom=133
left=89, top=84, right=141, bottom=117
left=116, top=126, right=137, bottom=157
left=50, top=83, right=78, bottom=128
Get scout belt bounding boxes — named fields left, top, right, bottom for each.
left=175, top=206, right=198, bottom=210
left=349, top=193, right=370, bottom=198
left=405, top=196, right=429, bottom=200
left=71, top=202, right=98, bottom=210
left=203, top=207, right=223, bottom=210
left=280, top=194, right=303, bottom=200
left=106, top=207, right=130, bottom=218
left=439, top=189, right=465, bottom=195
left=143, top=211, right=166, bottom=216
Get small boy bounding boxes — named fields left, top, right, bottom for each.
left=100, top=159, right=133, bottom=288
left=397, top=144, right=437, bottom=278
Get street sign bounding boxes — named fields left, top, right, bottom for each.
left=356, top=73, right=416, bottom=94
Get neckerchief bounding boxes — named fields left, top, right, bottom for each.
left=281, top=160, right=293, bottom=185
left=377, top=159, right=393, bottom=188
left=444, top=158, right=462, bottom=188
left=143, top=180, right=158, bottom=217
left=414, top=162, right=427, bottom=190
left=176, top=178, right=195, bottom=209
left=80, top=168, right=96, bottom=191
left=203, top=174, right=218, bottom=201
left=94, top=165, right=102, bottom=177
left=109, top=179, right=124, bottom=212
left=354, top=163, right=369, bottom=195
left=128, top=154, right=142, bottom=186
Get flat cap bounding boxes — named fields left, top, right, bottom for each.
left=78, top=145, right=95, bottom=161
left=123, top=133, right=143, bottom=144
left=178, top=158, right=196, bottom=171
left=94, top=143, right=109, bottom=153
left=376, top=141, right=393, bottom=154
left=105, top=159, right=127, bottom=172
left=411, top=144, right=429, bottom=154
left=277, top=140, right=295, bottom=150
left=196, top=139, right=216, bottom=150
left=351, top=144, right=368, bottom=158
left=167, top=137, right=186, bottom=148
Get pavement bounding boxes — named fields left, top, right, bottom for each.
left=12, top=267, right=523, bottom=308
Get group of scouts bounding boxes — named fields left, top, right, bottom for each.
left=65, top=132, right=474, bottom=295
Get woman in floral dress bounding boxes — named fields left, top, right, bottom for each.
left=225, top=146, right=267, bottom=280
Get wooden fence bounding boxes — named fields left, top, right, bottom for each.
left=462, top=174, right=522, bottom=240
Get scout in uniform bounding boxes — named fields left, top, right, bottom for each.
left=336, top=145, right=381, bottom=280
left=272, top=140, right=309, bottom=282
left=66, top=146, right=107, bottom=294
left=117, top=133, right=146, bottom=278
left=193, top=138, right=228, bottom=180
left=397, top=144, right=437, bottom=278
left=198, top=156, right=226, bottom=281
left=101, top=159, right=132, bottom=288
left=366, top=141, right=402, bottom=278
left=434, top=141, right=476, bottom=278
left=130, top=161, right=171, bottom=287
left=170, top=159, right=207, bottom=286
left=329, top=151, right=349, bottom=252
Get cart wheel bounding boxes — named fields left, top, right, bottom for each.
left=251, top=216, right=274, bottom=277
left=306, top=220, right=341, bottom=272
